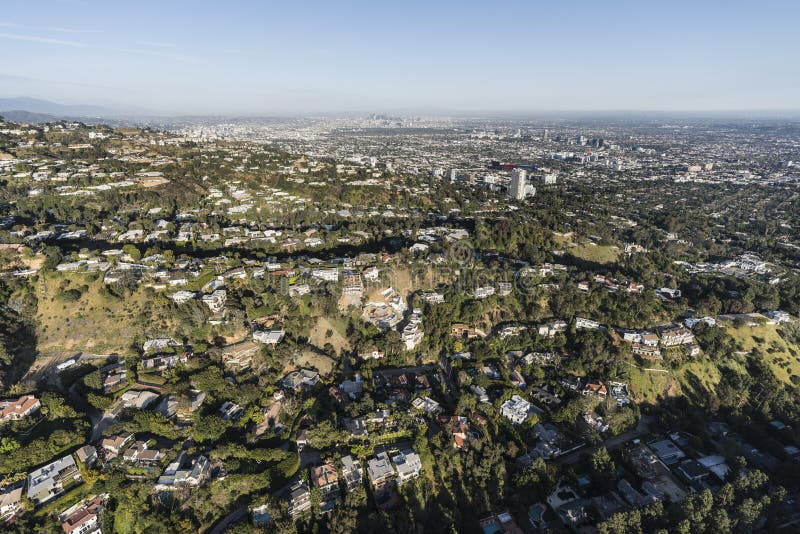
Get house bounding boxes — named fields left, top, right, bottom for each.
left=697, top=455, right=730, bottom=481
left=641, top=333, right=660, bottom=347
left=509, top=369, right=526, bottom=388
left=582, top=380, right=608, bottom=398
left=547, top=483, right=588, bottom=529
left=367, top=452, right=395, bottom=489
left=538, top=321, right=568, bottom=337
left=657, top=287, right=682, bottom=299
left=253, top=329, right=285, bottom=344
left=584, top=412, right=609, bottom=433
left=102, top=367, right=127, bottom=393
left=660, top=325, right=694, bottom=346
left=339, top=374, right=364, bottom=399
left=765, top=310, right=791, bottom=323
left=470, top=385, right=490, bottom=403
left=201, top=289, right=227, bottom=313
left=676, top=459, right=711, bottom=487
left=531, top=386, right=562, bottom=410
left=479, top=510, right=525, bottom=534
left=140, top=354, right=179, bottom=372
left=363, top=266, right=380, bottom=281
left=632, top=343, right=662, bottom=360
left=343, top=417, right=368, bottom=438
left=59, top=494, right=106, bottom=534
left=559, top=375, right=583, bottom=391
left=101, top=432, right=135, bottom=457
left=287, top=480, right=312, bottom=517
left=617, top=479, right=648, bottom=507
left=27, top=455, right=82, bottom=505
left=119, top=390, right=159, bottom=409
left=311, top=462, right=340, bottom=507
left=575, top=317, right=602, bottom=330
left=608, top=382, right=631, bottom=406
left=143, top=338, right=179, bottom=353
left=75, top=445, right=98, bottom=467
left=474, top=286, right=495, bottom=299
left=358, top=347, right=385, bottom=360
left=170, top=290, right=196, bottom=304
left=685, top=316, right=716, bottom=329
left=311, top=268, right=339, bottom=282
left=122, top=441, right=163, bottom=466
left=288, top=283, right=310, bottom=297
left=450, top=323, right=486, bottom=339
left=446, top=416, right=472, bottom=449
left=500, top=395, right=532, bottom=425
left=342, top=273, right=364, bottom=294
left=411, top=396, right=442, bottom=415
left=648, top=439, right=686, bottom=466
left=419, top=292, right=444, bottom=304
left=401, top=323, right=424, bottom=350
left=153, top=394, right=180, bottom=419
left=392, top=449, right=422, bottom=485
left=296, top=430, right=309, bottom=451
left=341, top=455, right=363, bottom=490
left=221, top=341, right=259, bottom=371
left=155, top=453, right=210, bottom=490
left=0, top=395, right=41, bottom=421
left=219, top=401, right=244, bottom=420
left=281, top=369, right=320, bottom=390
left=176, top=390, right=206, bottom=419
left=0, top=483, right=23, bottom=523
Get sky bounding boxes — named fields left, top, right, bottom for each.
left=1, top=0, right=799, bottom=115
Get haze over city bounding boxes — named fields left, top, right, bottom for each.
left=2, top=0, right=800, bottom=115
left=3, top=2, right=800, bottom=534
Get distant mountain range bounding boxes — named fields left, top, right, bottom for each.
left=0, top=96, right=116, bottom=115
left=0, top=97, right=152, bottom=124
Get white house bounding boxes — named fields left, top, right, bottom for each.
left=500, top=395, right=532, bottom=425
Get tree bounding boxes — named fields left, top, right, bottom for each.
left=122, top=244, right=141, bottom=261
left=0, top=437, right=20, bottom=454
left=41, top=246, right=62, bottom=271
left=192, top=414, right=229, bottom=443
left=591, top=447, right=615, bottom=477
left=306, top=420, right=345, bottom=449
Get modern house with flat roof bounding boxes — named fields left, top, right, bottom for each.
left=27, top=455, right=82, bottom=505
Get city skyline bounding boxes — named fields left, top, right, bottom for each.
left=1, top=0, right=799, bottom=115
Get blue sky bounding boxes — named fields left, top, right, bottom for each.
left=1, top=0, right=798, bottom=114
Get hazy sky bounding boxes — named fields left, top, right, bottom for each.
left=1, top=0, right=799, bottom=114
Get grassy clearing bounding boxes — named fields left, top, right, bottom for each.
left=34, top=272, right=150, bottom=356
left=724, top=323, right=800, bottom=385
left=570, top=243, right=620, bottom=264
left=290, top=350, right=335, bottom=375
left=625, top=364, right=673, bottom=404
left=625, top=357, right=724, bottom=406
left=386, top=268, right=414, bottom=299
left=551, top=232, right=574, bottom=246
left=307, top=316, right=350, bottom=355
left=675, top=360, right=722, bottom=404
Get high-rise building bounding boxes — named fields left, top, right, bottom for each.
left=509, top=169, right=527, bottom=200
